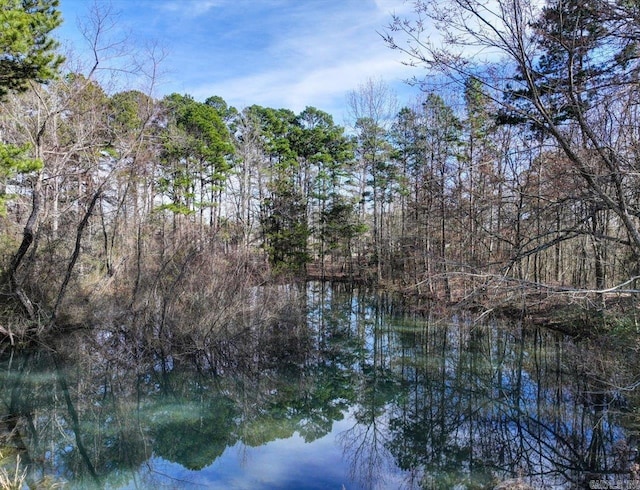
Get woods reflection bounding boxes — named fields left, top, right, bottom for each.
left=1, top=282, right=639, bottom=489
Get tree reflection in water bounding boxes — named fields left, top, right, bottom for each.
left=1, top=282, right=639, bottom=489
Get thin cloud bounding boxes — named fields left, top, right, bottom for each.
left=158, top=0, right=223, bottom=16
left=189, top=0, right=414, bottom=111
left=188, top=47, right=412, bottom=117
left=373, top=0, right=414, bottom=15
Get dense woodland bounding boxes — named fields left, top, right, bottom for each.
left=1, top=0, right=640, bottom=342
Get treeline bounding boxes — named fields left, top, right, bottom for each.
left=382, top=0, right=640, bottom=306
left=1, top=0, right=640, bottom=337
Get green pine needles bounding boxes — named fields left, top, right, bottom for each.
left=0, top=0, right=64, bottom=98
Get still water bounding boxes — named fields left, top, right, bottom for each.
left=1, top=282, right=639, bottom=489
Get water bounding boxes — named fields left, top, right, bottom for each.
left=1, top=282, right=639, bottom=489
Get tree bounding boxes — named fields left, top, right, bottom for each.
left=231, top=105, right=357, bottom=276
left=0, top=0, right=63, bottom=285
left=348, top=79, right=398, bottom=282
left=0, top=2, right=164, bottom=329
left=0, top=0, right=63, bottom=98
left=225, top=106, right=265, bottom=253
left=292, top=107, right=356, bottom=275
left=388, top=93, right=463, bottom=298
left=421, top=94, right=461, bottom=299
left=101, top=89, right=159, bottom=276
left=251, top=106, right=309, bottom=274
left=383, top=0, right=640, bottom=292
left=158, top=93, right=234, bottom=236
left=353, top=116, right=394, bottom=282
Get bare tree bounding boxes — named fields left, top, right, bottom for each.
left=383, top=0, right=640, bottom=291
left=1, top=2, right=163, bottom=330
left=347, top=78, right=398, bottom=282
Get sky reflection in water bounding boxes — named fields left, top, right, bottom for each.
left=1, top=282, right=640, bottom=489
left=137, top=413, right=397, bottom=490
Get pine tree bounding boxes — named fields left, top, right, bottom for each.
left=0, top=0, right=63, bottom=98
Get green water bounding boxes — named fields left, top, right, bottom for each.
left=1, top=282, right=639, bottom=489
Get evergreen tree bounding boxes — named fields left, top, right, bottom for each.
left=248, top=106, right=309, bottom=273
left=0, top=0, right=63, bottom=98
left=158, top=94, right=234, bottom=228
left=293, top=107, right=356, bottom=272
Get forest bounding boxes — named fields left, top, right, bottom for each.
left=4, top=0, right=640, bottom=488
left=1, top=0, right=640, bottom=346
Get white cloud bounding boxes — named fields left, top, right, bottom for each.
left=153, top=0, right=419, bottom=118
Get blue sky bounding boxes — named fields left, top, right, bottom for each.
left=54, top=0, right=421, bottom=123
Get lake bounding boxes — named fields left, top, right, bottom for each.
left=1, top=282, right=639, bottom=489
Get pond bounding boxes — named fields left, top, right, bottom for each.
left=1, top=282, right=640, bottom=489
